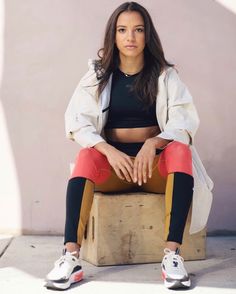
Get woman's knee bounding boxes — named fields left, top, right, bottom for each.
left=158, top=141, right=192, bottom=177
left=166, top=141, right=191, bottom=158
left=77, top=147, right=99, bottom=161
left=70, top=147, right=111, bottom=183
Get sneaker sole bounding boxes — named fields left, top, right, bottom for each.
left=162, top=271, right=191, bottom=289
left=45, top=269, right=83, bottom=290
left=164, top=279, right=191, bottom=289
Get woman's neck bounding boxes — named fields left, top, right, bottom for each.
left=119, top=55, right=144, bottom=75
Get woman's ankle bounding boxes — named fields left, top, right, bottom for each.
left=165, top=241, right=181, bottom=252
left=65, top=242, right=80, bottom=258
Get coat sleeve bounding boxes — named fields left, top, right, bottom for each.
left=64, top=61, right=106, bottom=148
left=157, top=67, right=200, bottom=145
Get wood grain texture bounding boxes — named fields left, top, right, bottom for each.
left=80, top=192, right=206, bottom=266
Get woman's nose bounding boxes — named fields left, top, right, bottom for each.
left=127, top=30, right=135, bottom=41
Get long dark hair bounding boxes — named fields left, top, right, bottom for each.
left=94, top=1, right=175, bottom=109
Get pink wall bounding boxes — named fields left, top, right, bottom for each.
left=0, top=0, right=235, bottom=235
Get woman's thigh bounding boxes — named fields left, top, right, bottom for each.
left=95, top=155, right=167, bottom=194
left=82, top=141, right=191, bottom=194
left=141, top=141, right=193, bottom=193
left=140, top=155, right=167, bottom=194
left=94, top=167, right=138, bottom=193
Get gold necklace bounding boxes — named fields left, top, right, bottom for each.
left=119, top=68, right=140, bottom=77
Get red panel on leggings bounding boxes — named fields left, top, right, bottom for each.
left=70, top=148, right=111, bottom=184
left=70, top=142, right=192, bottom=183
left=157, top=141, right=192, bottom=178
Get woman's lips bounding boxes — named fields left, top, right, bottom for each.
left=125, top=45, right=137, bottom=49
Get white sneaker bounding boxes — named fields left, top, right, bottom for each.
left=45, top=249, right=83, bottom=290
left=161, top=248, right=191, bottom=289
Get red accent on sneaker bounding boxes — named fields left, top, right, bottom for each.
left=73, top=271, right=83, bottom=283
left=162, top=271, right=166, bottom=280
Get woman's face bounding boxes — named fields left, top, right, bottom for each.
left=115, top=11, right=145, bottom=60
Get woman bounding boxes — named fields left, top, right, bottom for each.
left=45, top=1, right=213, bottom=290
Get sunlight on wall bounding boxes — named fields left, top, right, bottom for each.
left=215, top=0, right=236, bottom=14
left=0, top=0, right=22, bottom=234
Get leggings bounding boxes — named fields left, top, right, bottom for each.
left=64, top=141, right=193, bottom=247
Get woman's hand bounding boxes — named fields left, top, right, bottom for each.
left=133, top=137, right=172, bottom=185
left=94, top=142, right=134, bottom=182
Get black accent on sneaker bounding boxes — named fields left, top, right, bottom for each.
left=173, top=261, right=178, bottom=267
left=175, top=247, right=180, bottom=255
left=73, top=265, right=82, bottom=272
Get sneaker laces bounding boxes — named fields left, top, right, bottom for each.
left=54, top=250, right=79, bottom=267
left=163, top=248, right=184, bottom=264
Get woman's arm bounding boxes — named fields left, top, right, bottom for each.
left=156, top=67, right=200, bottom=145
left=64, top=64, right=106, bottom=148
left=133, top=68, right=200, bottom=185
left=146, top=137, right=172, bottom=149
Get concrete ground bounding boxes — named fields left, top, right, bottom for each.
left=0, top=235, right=235, bottom=294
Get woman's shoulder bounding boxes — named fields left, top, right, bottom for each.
left=87, top=58, right=103, bottom=73
left=88, top=58, right=95, bottom=68
left=79, top=58, right=99, bottom=87
left=160, top=65, right=183, bottom=86
left=161, top=65, right=178, bottom=77
left=87, top=58, right=98, bottom=71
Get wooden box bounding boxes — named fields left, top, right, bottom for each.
left=80, top=192, right=206, bottom=266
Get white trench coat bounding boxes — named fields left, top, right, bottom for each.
left=65, top=59, right=214, bottom=235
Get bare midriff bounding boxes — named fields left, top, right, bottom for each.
left=104, top=125, right=161, bottom=143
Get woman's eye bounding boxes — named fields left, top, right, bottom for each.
left=136, top=28, right=144, bottom=32
left=117, top=28, right=144, bottom=33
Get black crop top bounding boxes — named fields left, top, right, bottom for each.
left=104, top=68, right=158, bottom=129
